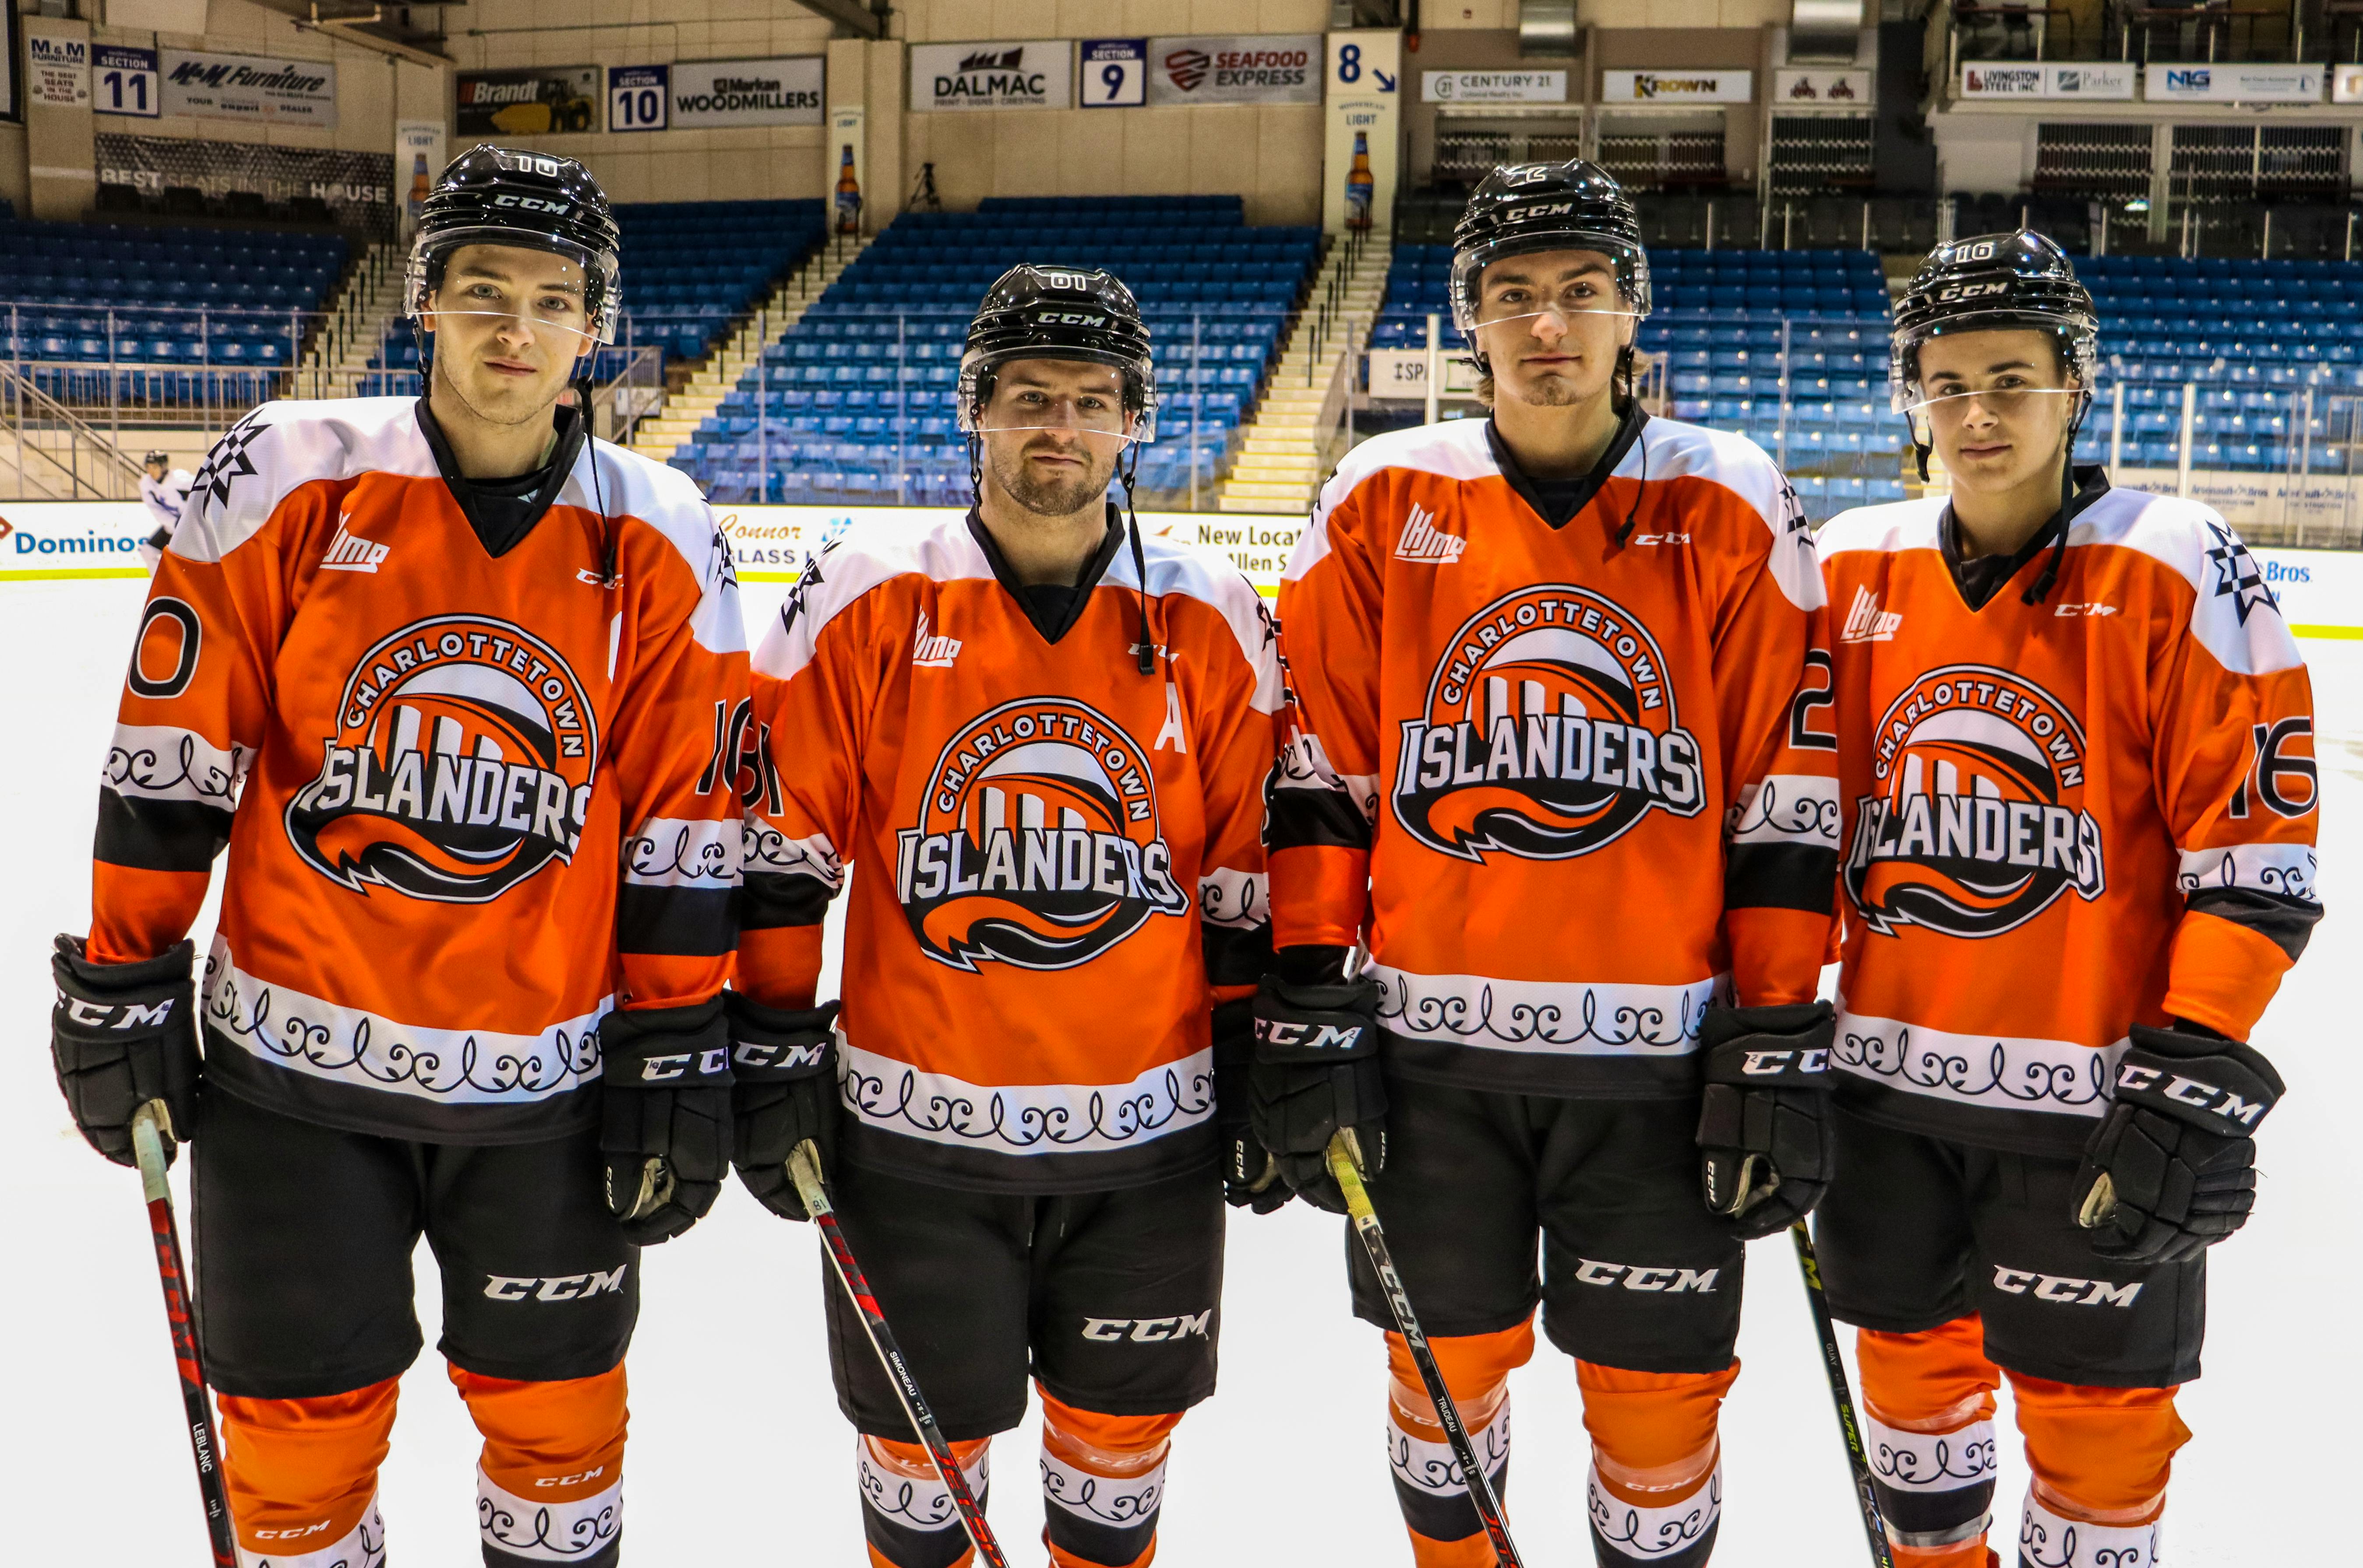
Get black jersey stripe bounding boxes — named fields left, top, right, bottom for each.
left=95, top=790, right=233, bottom=872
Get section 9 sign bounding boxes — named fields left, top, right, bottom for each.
left=610, top=65, right=669, bottom=132
left=1081, top=38, right=1146, bottom=107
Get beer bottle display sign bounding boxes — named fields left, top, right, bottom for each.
left=836, top=143, right=863, bottom=234
left=1346, top=131, right=1375, bottom=230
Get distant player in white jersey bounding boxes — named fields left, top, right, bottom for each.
left=138, top=449, right=195, bottom=571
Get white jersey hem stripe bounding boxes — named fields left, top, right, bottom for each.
left=1833, top=1000, right=2129, bottom=1119
left=1368, top=963, right=1721, bottom=1054
left=838, top=1042, right=1214, bottom=1156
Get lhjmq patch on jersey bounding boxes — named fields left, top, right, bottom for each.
left=895, top=696, right=1191, bottom=973
left=1390, top=584, right=1706, bottom=863
left=285, top=614, right=600, bottom=903
left=1845, top=663, right=2104, bottom=939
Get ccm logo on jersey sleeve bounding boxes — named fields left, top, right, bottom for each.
left=896, top=697, right=1189, bottom=972
left=1081, top=1312, right=1213, bottom=1342
left=1845, top=664, right=2103, bottom=938
left=284, top=615, right=600, bottom=904
left=483, top=1268, right=630, bottom=1301
left=1392, top=585, right=1704, bottom=863
left=1989, top=1267, right=2141, bottom=1307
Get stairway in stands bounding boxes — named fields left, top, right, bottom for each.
left=295, top=243, right=407, bottom=399
left=1217, top=240, right=1390, bottom=514
left=628, top=237, right=868, bottom=465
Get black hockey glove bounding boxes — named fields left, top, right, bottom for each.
left=1695, top=1001, right=1837, bottom=1240
left=1249, top=968, right=1387, bottom=1215
left=2075, top=1023, right=2284, bottom=1265
left=598, top=999, right=734, bottom=1245
left=1215, top=997, right=1289, bottom=1214
left=728, top=996, right=840, bottom=1223
left=50, top=935, right=202, bottom=1168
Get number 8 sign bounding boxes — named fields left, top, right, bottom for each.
left=1080, top=39, right=1147, bottom=108
left=608, top=65, right=670, bottom=133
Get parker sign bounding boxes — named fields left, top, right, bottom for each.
left=911, top=41, right=1071, bottom=112
left=1147, top=34, right=1322, bottom=106
left=670, top=56, right=823, bottom=127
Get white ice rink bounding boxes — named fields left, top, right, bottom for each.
left=5, top=573, right=2356, bottom=1565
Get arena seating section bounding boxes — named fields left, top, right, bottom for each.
left=668, top=196, right=1322, bottom=505
left=0, top=216, right=345, bottom=398
left=1374, top=243, right=1906, bottom=516
left=364, top=198, right=825, bottom=388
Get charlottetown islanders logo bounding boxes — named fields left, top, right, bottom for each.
left=896, top=697, right=1188, bottom=972
left=285, top=615, right=599, bottom=902
left=1392, top=585, right=1705, bottom=861
left=1845, top=663, right=2103, bottom=937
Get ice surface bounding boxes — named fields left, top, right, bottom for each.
left=5, top=577, right=2354, bottom=1564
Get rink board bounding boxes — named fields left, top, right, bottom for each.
left=5, top=500, right=2359, bottom=637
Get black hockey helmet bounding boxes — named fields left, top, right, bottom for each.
left=1889, top=230, right=2097, bottom=415
left=405, top=144, right=622, bottom=349
left=958, top=264, right=1157, bottom=441
left=143, top=449, right=170, bottom=467
left=1448, top=159, right=1652, bottom=342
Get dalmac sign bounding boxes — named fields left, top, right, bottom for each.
left=910, top=41, right=1072, bottom=111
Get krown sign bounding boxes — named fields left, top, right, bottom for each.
left=910, top=40, right=1072, bottom=112
left=1599, top=69, right=1753, bottom=104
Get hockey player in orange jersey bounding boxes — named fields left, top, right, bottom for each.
left=1812, top=232, right=2320, bottom=1568
left=1255, top=162, right=1841, bottom=1567
left=47, top=147, right=748, bottom=1565
left=732, top=265, right=1280, bottom=1568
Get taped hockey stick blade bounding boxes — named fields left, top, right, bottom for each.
left=2077, top=1170, right=2118, bottom=1230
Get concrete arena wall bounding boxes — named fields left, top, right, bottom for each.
left=6, top=501, right=2359, bottom=641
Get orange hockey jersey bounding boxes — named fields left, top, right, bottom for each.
left=740, top=510, right=1280, bottom=1192
left=89, top=398, right=747, bottom=1143
left=1819, top=478, right=2320, bottom=1155
left=1271, top=414, right=1838, bottom=1099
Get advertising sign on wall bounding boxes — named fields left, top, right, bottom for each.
left=1773, top=69, right=1872, bottom=106
left=457, top=66, right=600, bottom=136
left=2145, top=63, right=2323, bottom=102
left=1080, top=39, right=1147, bottom=108
left=1366, top=349, right=1480, bottom=395
left=93, top=45, right=160, bottom=118
left=910, top=41, right=1072, bottom=112
left=608, top=64, right=668, bottom=133
left=28, top=34, right=90, bottom=109
left=160, top=49, right=336, bottom=128
left=1421, top=70, right=1566, bottom=104
left=1600, top=70, right=1753, bottom=104
left=827, top=104, right=865, bottom=236
left=668, top=56, right=824, bottom=127
left=2335, top=65, right=2363, bottom=104
left=2045, top=62, right=2136, bottom=99
left=395, top=120, right=444, bottom=238
left=1323, top=30, right=1400, bottom=235
left=95, top=133, right=396, bottom=237
left=1147, top=35, right=1322, bottom=106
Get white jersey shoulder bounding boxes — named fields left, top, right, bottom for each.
left=753, top=511, right=990, bottom=680
left=1128, top=530, right=1283, bottom=714
left=562, top=437, right=743, bottom=655
left=173, top=398, right=435, bottom=565
left=1816, top=495, right=1946, bottom=559
left=2071, top=484, right=2303, bottom=677
left=1290, top=419, right=1497, bottom=583
left=1627, top=416, right=1822, bottom=611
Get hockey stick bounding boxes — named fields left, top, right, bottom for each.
left=788, top=1141, right=1009, bottom=1568
left=131, top=1100, right=237, bottom=1568
left=1790, top=1221, right=1896, bottom=1568
left=1327, top=1130, right=1524, bottom=1568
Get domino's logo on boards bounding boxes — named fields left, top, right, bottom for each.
left=0, top=512, right=150, bottom=565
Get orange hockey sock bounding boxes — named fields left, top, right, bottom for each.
left=1039, top=1391, right=1182, bottom=1568
left=1857, top=1318, right=2003, bottom=1568
left=1578, top=1358, right=1737, bottom=1566
left=449, top=1361, right=628, bottom=1564
left=217, top=1377, right=397, bottom=1565
left=2007, top=1374, right=2187, bottom=1566
left=860, top=1431, right=992, bottom=1568
left=1385, top=1320, right=1533, bottom=1567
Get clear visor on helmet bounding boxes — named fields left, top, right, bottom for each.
left=957, top=351, right=1156, bottom=446
left=1450, top=232, right=1652, bottom=338
left=406, top=227, right=617, bottom=353
left=1890, top=313, right=2094, bottom=416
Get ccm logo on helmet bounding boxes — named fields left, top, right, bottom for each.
left=1082, top=1312, right=1212, bottom=1342
left=2115, top=1064, right=2271, bottom=1128
left=492, top=194, right=575, bottom=215
left=1502, top=201, right=1577, bottom=222
left=484, top=1268, right=630, bottom=1302
left=1935, top=281, right=2010, bottom=302
left=638, top=1047, right=731, bottom=1081
left=1033, top=310, right=1108, bottom=326
left=1256, top=1019, right=1368, bottom=1051
left=1990, top=1268, right=2141, bottom=1307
